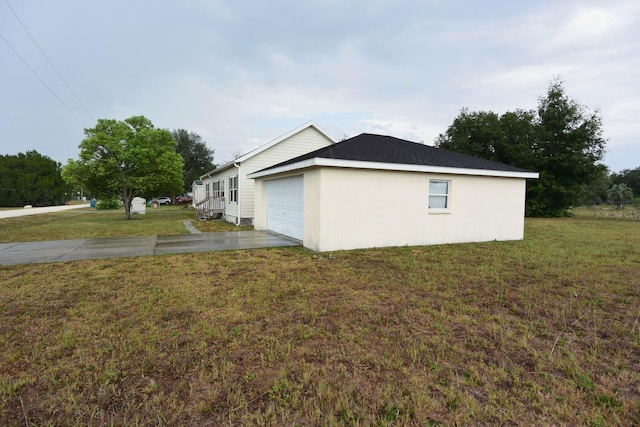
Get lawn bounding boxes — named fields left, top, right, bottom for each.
left=0, top=205, right=250, bottom=242
left=0, top=217, right=638, bottom=425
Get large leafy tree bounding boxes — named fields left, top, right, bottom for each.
left=62, top=116, right=184, bottom=219
left=436, top=79, right=607, bottom=217
left=171, top=129, right=215, bottom=192
left=434, top=108, right=537, bottom=168
left=0, top=151, right=69, bottom=207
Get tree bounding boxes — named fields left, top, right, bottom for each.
left=171, top=129, right=215, bottom=192
left=62, top=116, right=184, bottom=219
left=435, top=109, right=505, bottom=162
left=581, top=166, right=610, bottom=205
left=435, top=108, right=538, bottom=169
left=0, top=151, right=69, bottom=207
left=611, top=167, right=640, bottom=197
left=531, top=79, right=607, bottom=216
left=607, top=183, right=634, bottom=208
left=435, top=79, right=607, bottom=217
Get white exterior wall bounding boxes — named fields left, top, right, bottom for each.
left=191, top=182, right=205, bottom=208
left=254, top=167, right=528, bottom=252
left=200, top=166, right=239, bottom=221
left=311, top=168, right=526, bottom=252
left=238, top=127, right=333, bottom=223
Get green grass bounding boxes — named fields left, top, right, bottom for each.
left=0, top=206, right=249, bottom=242
left=571, top=205, right=640, bottom=221
left=0, top=218, right=639, bottom=425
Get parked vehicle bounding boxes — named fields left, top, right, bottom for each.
left=175, top=193, right=193, bottom=204
left=152, top=196, right=172, bottom=205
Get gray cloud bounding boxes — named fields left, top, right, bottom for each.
left=1, top=0, right=638, bottom=170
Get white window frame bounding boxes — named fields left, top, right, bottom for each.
left=429, top=179, right=451, bottom=212
left=230, top=176, right=238, bottom=203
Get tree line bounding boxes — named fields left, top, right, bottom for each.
left=435, top=79, right=636, bottom=216
left=0, top=120, right=215, bottom=212
left=0, top=151, right=69, bottom=207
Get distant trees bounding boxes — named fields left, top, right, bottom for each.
left=171, top=129, right=215, bottom=193
left=610, top=167, right=640, bottom=198
left=62, top=116, right=184, bottom=220
left=436, top=79, right=607, bottom=217
left=0, top=151, right=69, bottom=207
left=607, top=183, right=634, bottom=208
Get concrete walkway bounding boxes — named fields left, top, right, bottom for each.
left=0, top=231, right=300, bottom=266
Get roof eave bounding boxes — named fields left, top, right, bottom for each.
left=247, top=158, right=539, bottom=180
left=200, top=161, right=237, bottom=179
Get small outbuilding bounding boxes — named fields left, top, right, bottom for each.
left=248, top=134, right=539, bottom=252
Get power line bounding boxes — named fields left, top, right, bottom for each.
left=0, top=32, right=86, bottom=127
left=4, top=0, right=95, bottom=122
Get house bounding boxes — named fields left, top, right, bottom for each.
left=248, top=133, right=539, bottom=252
left=197, top=121, right=336, bottom=224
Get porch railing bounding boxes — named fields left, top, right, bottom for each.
left=195, top=196, right=225, bottom=221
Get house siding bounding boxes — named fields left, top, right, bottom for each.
left=238, top=126, right=333, bottom=223
left=201, top=125, right=334, bottom=225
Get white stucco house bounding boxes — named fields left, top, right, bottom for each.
left=197, top=121, right=336, bottom=224
left=248, top=133, right=539, bottom=252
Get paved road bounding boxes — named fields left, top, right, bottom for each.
left=0, top=204, right=90, bottom=219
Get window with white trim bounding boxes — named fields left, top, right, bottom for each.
left=205, top=183, right=210, bottom=198
left=230, top=176, right=238, bottom=202
left=220, top=179, right=225, bottom=198
left=429, top=180, right=450, bottom=210
left=212, top=181, right=220, bottom=197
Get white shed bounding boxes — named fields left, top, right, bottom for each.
left=249, top=134, right=539, bottom=252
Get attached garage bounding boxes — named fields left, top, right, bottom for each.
left=265, top=176, right=304, bottom=241
left=249, top=134, right=538, bottom=252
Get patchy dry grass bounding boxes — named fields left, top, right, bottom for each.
left=0, top=218, right=639, bottom=425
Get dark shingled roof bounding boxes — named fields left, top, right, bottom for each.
left=259, top=133, right=534, bottom=173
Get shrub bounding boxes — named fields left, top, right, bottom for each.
left=96, top=198, right=121, bottom=210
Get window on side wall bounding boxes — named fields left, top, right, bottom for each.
left=212, top=181, right=220, bottom=198
left=230, top=176, right=238, bottom=202
left=429, top=180, right=450, bottom=211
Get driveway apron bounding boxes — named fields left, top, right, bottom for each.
left=0, top=231, right=300, bottom=266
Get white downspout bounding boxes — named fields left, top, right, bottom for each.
left=234, top=162, right=241, bottom=226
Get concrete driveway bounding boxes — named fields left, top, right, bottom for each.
left=0, top=231, right=301, bottom=266
left=0, top=205, right=301, bottom=265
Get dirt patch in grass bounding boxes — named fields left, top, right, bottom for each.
left=0, top=218, right=639, bottom=425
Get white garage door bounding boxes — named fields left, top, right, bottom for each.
left=266, top=176, right=303, bottom=241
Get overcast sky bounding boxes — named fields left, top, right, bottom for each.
left=1, top=0, right=638, bottom=172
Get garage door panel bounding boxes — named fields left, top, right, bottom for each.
left=266, top=176, right=303, bottom=241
